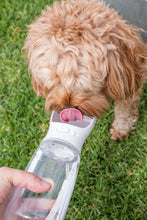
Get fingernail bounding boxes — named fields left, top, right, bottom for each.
left=40, top=179, right=51, bottom=189
left=41, top=178, right=54, bottom=190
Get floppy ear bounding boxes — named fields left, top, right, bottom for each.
left=105, top=27, right=145, bottom=100
left=45, top=85, right=70, bottom=112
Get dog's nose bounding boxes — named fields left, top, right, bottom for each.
left=64, top=106, right=79, bottom=110
left=66, top=105, right=71, bottom=108
left=63, top=105, right=71, bottom=110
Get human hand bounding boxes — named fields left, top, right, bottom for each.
left=0, top=167, right=51, bottom=205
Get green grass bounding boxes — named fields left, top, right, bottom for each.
left=0, top=0, right=147, bottom=219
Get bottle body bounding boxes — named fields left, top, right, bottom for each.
left=4, top=140, right=80, bottom=220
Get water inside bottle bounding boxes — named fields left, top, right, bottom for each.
left=15, top=140, right=80, bottom=219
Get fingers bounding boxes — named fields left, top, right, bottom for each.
left=0, top=167, right=51, bottom=204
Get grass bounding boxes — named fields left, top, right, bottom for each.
left=0, top=0, right=147, bottom=219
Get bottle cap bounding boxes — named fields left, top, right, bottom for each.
left=43, top=111, right=96, bottom=153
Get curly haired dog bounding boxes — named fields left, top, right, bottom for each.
left=24, top=0, right=147, bottom=140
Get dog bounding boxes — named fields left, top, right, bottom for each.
left=24, top=0, right=147, bottom=140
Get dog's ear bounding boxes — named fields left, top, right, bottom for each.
left=45, top=85, right=70, bottom=112
left=105, top=31, right=145, bottom=100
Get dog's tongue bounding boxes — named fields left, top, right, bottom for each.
left=60, top=108, right=83, bottom=123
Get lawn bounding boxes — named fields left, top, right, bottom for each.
left=0, top=0, right=147, bottom=219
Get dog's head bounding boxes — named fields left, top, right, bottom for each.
left=24, top=0, right=145, bottom=118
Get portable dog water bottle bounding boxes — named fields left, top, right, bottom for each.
left=4, top=110, right=96, bottom=220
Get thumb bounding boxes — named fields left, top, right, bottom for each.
left=0, top=167, right=51, bottom=204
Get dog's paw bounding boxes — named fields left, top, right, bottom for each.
left=110, top=127, right=129, bottom=140
left=110, top=125, right=136, bottom=140
left=110, top=118, right=137, bottom=140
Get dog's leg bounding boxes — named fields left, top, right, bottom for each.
left=110, top=88, right=142, bottom=140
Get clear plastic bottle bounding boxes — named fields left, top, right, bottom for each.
left=3, top=111, right=96, bottom=220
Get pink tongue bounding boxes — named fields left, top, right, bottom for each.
left=60, top=108, right=83, bottom=123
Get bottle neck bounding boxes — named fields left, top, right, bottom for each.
left=41, top=137, right=81, bottom=156
left=43, top=112, right=96, bottom=153
left=39, top=139, right=81, bottom=164
left=43, top=122, right=85, bottom=153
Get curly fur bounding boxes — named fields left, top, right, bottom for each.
left=24, top=0, right=147, bottom=140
